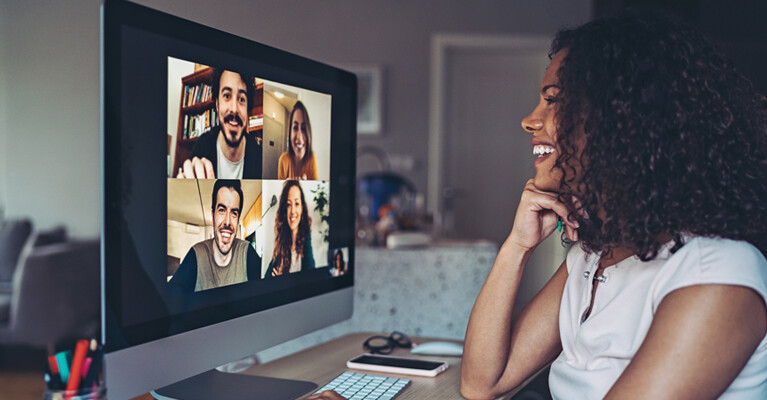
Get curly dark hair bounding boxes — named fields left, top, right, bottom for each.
left=550, top=10, right=767, bottom=260
left=272, top=180, right=312, bottom=275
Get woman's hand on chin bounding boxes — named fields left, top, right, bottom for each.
left=505, top=179, right=578, bottom=253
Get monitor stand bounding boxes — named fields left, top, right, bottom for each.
left=150, top=369, right=318, bottom=400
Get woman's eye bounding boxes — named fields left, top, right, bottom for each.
left=544, top=97, right=557, bottom=104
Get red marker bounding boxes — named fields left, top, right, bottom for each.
left=66, top=339, right=89, bottom=395
left=47, top=355, right=64, bottom=390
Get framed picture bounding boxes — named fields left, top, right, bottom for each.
left=347, top=66, right=384, bottom=135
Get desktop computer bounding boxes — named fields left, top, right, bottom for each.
left=101, top=1, right=357, bottom=398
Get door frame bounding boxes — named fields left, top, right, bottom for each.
left=427, top=34, right=551, bottom=216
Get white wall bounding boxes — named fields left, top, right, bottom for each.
left=0, top=5, right=7, bottom=220
left=0, top=0, right=591, bottom=237
left=2, top=0, right=101, bottom=236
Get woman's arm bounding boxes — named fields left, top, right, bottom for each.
left=461, top=180, right=578, bottom=399
left=605, top=284, right=767, bottom=399
left=461, top=257, right=567, bottom=399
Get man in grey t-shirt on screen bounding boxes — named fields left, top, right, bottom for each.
left=168, top=179, right=260, bottom=293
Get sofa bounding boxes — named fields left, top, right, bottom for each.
left=0, top=219, right=100, bottom=348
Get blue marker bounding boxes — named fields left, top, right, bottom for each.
left=55, top=350, right=73, bottom=386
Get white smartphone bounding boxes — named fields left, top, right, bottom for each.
left=346, top=353, right=449, bottom=377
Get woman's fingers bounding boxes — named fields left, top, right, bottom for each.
left=521, top=183, right=579, bottom=230
left=564, top=223, right=579, bottom=242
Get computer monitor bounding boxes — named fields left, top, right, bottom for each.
left=101, top=1, right=357, bottom=399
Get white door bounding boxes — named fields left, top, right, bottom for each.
left=428, top=35, right=566, bottom=314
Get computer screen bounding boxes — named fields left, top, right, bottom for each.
left=101, top=1, right=357, bottom=398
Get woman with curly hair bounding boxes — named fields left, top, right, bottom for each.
left=265, top=180, right=315, bottom=276
left=458, top=10, right=767, bottom=400
left=306, top=10, right=767, bottom=400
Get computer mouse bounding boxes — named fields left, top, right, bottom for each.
left=410, top=341, right=463, bottom=357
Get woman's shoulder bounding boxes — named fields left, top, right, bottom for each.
left=653, top=236, right=767, bottom=305
left=674, top=236, right=766, bottom=271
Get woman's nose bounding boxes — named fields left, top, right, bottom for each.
left=521, top=112, right=543, bottom=134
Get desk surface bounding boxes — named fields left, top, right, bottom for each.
left=247, top=332, right=466, bottom=399
left=131, top=332, right=468, bottom=400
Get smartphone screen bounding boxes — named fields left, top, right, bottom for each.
left=347, top=354, right=449, bottom=377
left=350, top=355, right=444, bottom=370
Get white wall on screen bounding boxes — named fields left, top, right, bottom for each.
left=167, top=219, right=206, bottom=260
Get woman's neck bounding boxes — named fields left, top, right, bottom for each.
left=292, top=152, right=305, bottom=167
left=596, top=233, right=673, bottom=269
left=598, top=246, right=635, bottom=269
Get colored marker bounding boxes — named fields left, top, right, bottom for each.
left=55, top=351, right=72, bottom=386
left=82, top=340, right=102, bottom=389
left=66, top=339, right=90, bottom=394
left=44, top=363, right=63, bottom=391
left=81, top=357, right=93, bottom=383
left=47, top=355, right=63, bottom=390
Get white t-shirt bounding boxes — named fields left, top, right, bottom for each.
left=216, top=139, right=244, bottom=179
left=549, top=237, right=767, bottom=399
left=289, top=250, right=302, bottom=273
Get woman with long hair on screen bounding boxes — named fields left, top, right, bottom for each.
left=307, top=10, right=767, bottom=400
left=278, top=101, right=318, bottom=180
left=330, top=249, right=346, bottom=277
left=266, top=180, right=315, bottom=276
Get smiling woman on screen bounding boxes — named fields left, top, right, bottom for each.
left=278, top=101, right=318, bottom=180
left=266, top=180, right=315, bottom=277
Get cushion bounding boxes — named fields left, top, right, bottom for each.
left=33, top=225, right=68, bottom=247
left=0, top=219, right=33, bottom=282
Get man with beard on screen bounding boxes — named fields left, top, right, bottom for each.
left=176, top=69, right=262, bottom=179
left=168, top=179, right=261, bottom=294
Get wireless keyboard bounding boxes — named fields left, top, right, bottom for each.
left=314, top=371, right=411, bottom=400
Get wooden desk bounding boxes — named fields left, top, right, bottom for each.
left=245, top=332, right=466, bottom=399
left=131, top=332, right=469, bottom=400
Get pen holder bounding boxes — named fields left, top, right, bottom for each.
left=43, top=383, right=106, bottom=400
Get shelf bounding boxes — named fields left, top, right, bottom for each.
left=180, top=100, right=214, bottom=115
